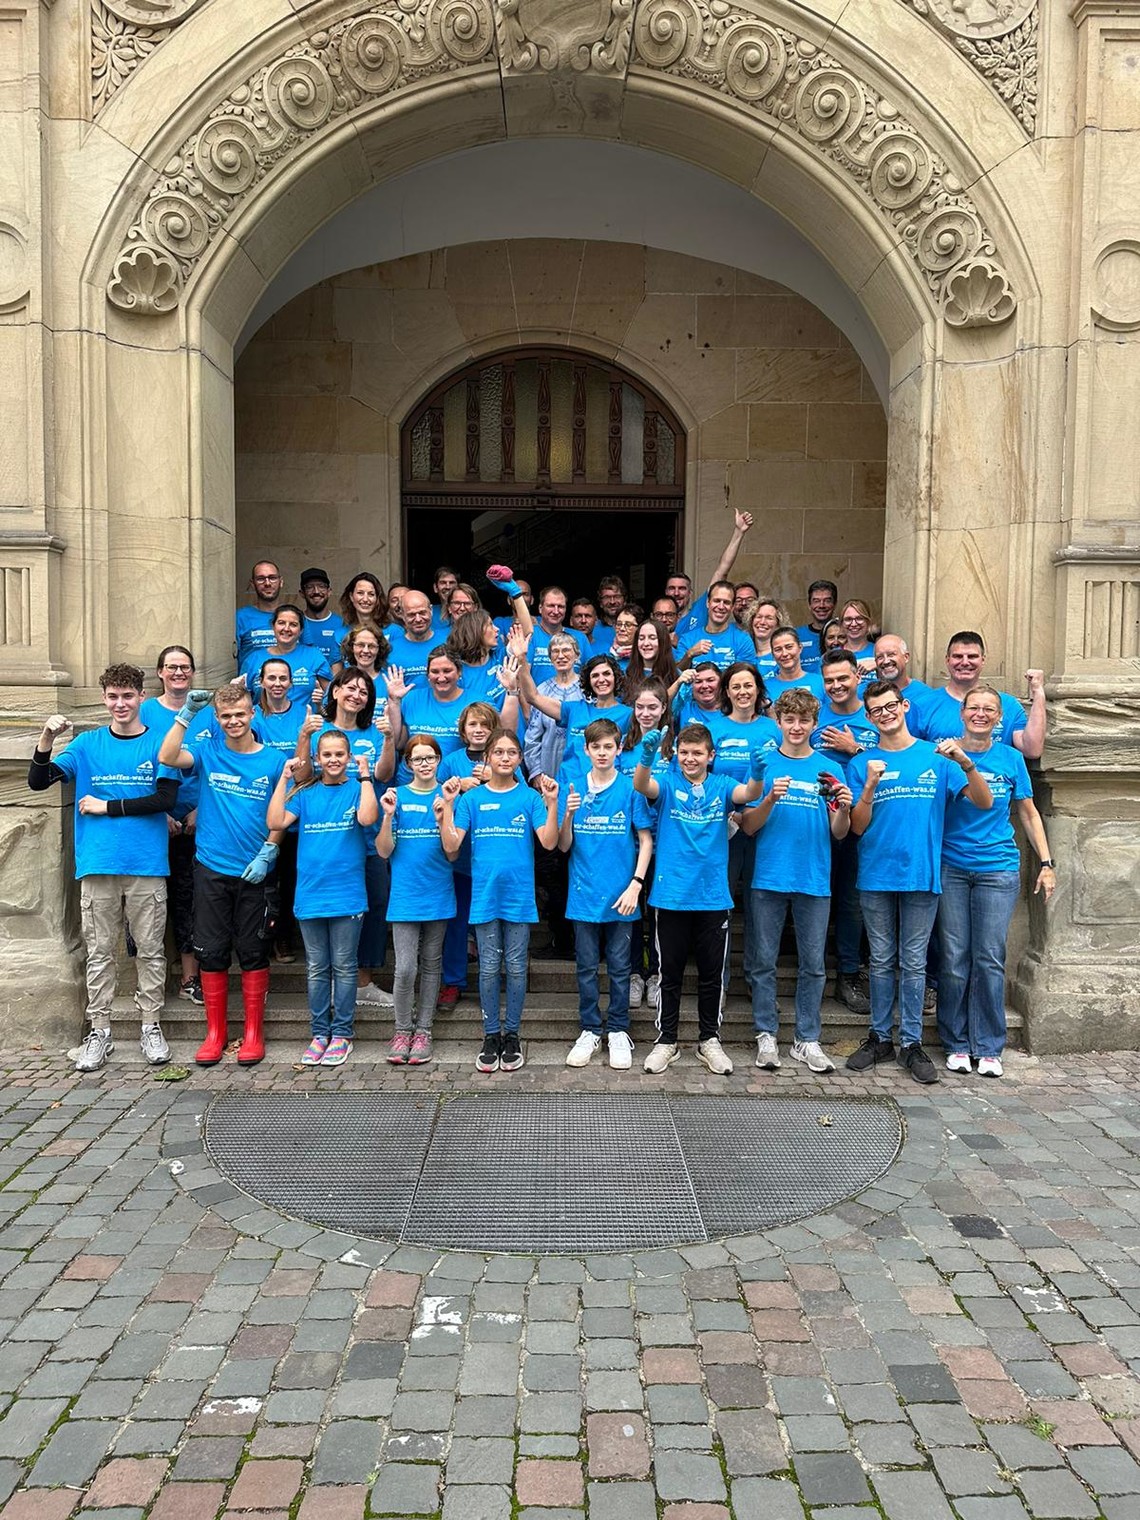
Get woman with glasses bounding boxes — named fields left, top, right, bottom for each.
left=607, top=606, right=644, bottom=674
left=339, top=625, right=391, bottom=685
left=744, top=598, right=785, bottom=682
left=839, top=600, right=877, bottom=677
left=937, top=682, right=1055, bottom=1078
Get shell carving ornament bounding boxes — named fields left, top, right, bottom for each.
left=106, top=0, right=1016, bottom=330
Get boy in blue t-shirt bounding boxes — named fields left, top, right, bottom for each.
left=28, top=663, right=181, bottom=1073
left=634, top=721, right=764, bottom=1076
left=559, top=718, right=654, bottom=1072
left=845, top=680, right=993, bottom=1085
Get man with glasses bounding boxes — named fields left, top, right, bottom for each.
left=845, top=680, right=992, bottom=1085
left=796, top=580, right=838, bottom=672
left=236, top=560, right=284, bottom=667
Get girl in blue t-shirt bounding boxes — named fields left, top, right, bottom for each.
left=251, top=657, right=309, bottom=964
left=436, top=701, right=501, bottom=1009
left=439, top=727, right=560, bottom=1075
left=377, top=734, right=457, bottom=1066
left=267, top=731, right=378, bottom=1067
left=619, top=679, right=675, bottom=1009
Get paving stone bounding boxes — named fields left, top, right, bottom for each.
left=952, top=1500, right=1032, bottom=1520
left=261, top=1390, right=327, bottom=1424
left=514, top=1459, right=584, bottom=1507
left=446, top=1437, right=515, bottom=1485
left=343, top=1342, right=403, bottom=1381
left=519, top=1435, right=579, bottom=1458
left=439, top=1482, right=512, bottom=1520
left=982, top=1422, right=1065, bottom=1470
left=715, top=1408, right=785, bottom=1475
left=389, top=1392, right=456, bottom=1432
left=1067, top=1444, right=1140, bottom=1493
left=653, top=1450, right=727, bottom=1502
left=647, top=1386, right=709, bottom=1424
left=655, top=1424, right=714, bottom=1452
left=172, top=1436, right=245, bottom=1480
left=584, top=1372, right=642, bottom=1412
left=523, top=1355, right=581, bottom=1392
left=111, top=1421, right=183, bottom=1455
left=704, top=1365, right=768, bottom=1408
left=854, top=1422, right=924, bottom=1466
left=0, top=1496, right=79, bottom=1520
left=931, top=1447, right=1013, bottom=1495
left=82, top=1457, right=167, bottom=1509
left=586, top=1413, right=650, bottom=1478
left=453, top=1397, right=518, bottom=1436
left=1014, top=1467, right=1099, bottom=1518
left=729, top=1476, right=807, bottom=1520
left=793, top=1453, right=871, bottom=1507
left=311, top=1421, right=384, bottom=1485
left=519, top=1394, right=582, bottom=1433
left=585, top=1479, right=658, bottom=1520
left=459, top=1347, right=521, bottom=1397
left=370, top=1462, right=441, bottom=1516
left=888, top=1362, right=961, bottom=1403
left=872, top=1468, right=958, bottom=1520
left=838, top=1383, right=905, bottom=1423
left=295, top=1486, right=368, bottom=1520
left=148, top=1482, right=228, bottom=1520
left=525, top=1322, right=578, bottom=1355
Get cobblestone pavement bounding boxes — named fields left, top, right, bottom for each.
left=3, top=1046, right=1140, bottom=1519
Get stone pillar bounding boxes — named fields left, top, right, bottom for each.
left=0, top=2, right=71, bottom=692
left=1011, top=2, right=1140, bottom=1051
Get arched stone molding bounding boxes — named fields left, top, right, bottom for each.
left=97, top=0, right=1024, bottom=340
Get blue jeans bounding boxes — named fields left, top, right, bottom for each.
left=936, top=864, right=1020, bottom=1059
left=476, top=919, right=530, bottom=1034
left=357, top=851, right=390, bottom=970
left=441, top=871, right=472, bottom=991
left=299, top=914, right=362, bottom=1039
left=574, top=919, right=632, bottom=1033
left=725, top=828, right=756, bottom=987
left=860, top=890, right=940, bottom=1048
left=748, top=889, right=830, bottom=1042
left=830, top=832, right=864, bottom=974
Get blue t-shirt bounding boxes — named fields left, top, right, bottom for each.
left=590, top=624, right=617, bottom=653
left=384, top=630, right=439, bottom=686
left=767, top=671, right=827, bottom=707
left=289, top=778, right=368, bottom=919
left=139, top=698, right=212, bottom=819
left=942, top=742, right=1032, bottom=872
left=386, top=784, right=456, bottom=922
left=235, top=606, right=276, bottom=667
left=458, top=661, right=507, bottom=706
left=675, top=593, right=709, bottom=640
left=187, top=736, right=287, bottom=878
left=910, top=686, right=1027, bottom=748
left=701, top=710, right=780, bottom=783
left=649, top=770, right=738, bottom=912
left=303, top=612, right=348, bottom=664
left=240, top=646, right=332, bottom=706
left=677, top=622, right=757, bottom=671
left=52, top=726, right=178, bottom=879
left=395, top=688, right=477, bottom=781
left=849, top=741, right=964, bottom=893
left=750, top=750, right=839, bottom=898
left=559, top=773, right=653, bottom=924
left=453, top=782, right=549, bottom=924
left=810, top=703, right=879, bottom=774
left=310, top=720, right=385, bottom=838
left=558, top=700, right=633, bottom=766
left=796, top=625, right=827, bottom=672
left=528, top=626, right=591, bottom=680
left=252, top=702, right=309, bottom=760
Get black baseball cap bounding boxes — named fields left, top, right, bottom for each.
left=299, top=567, right=330, bottom=587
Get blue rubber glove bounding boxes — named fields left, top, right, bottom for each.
left=175, top=689, right=213, bottom=727
left=240, top=841, right=279, bottom=884
left=639, top=728, right=663, bottom=767
left=487, top=567, right=522, bottom=599
left=749, top=747, right=768, bottom=781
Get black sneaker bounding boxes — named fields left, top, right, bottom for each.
left=899, top=1043, right=938, bottom=1085
left=835, top=971, right=871, bottom=1015
left=499, top=1032, right=524, bottom=1072
left=476, top=1032, right=501, bottom=1073
left=846, top=1034, right=895, bottom=1071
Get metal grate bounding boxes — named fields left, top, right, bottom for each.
left=203, top=1092, right=902, bottom=1252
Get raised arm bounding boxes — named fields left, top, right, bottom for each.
left=437, top=775, right=466, bottom=860
left=266, top=761, right=301, bottom=832
left=157, top=688, right=214, bottom=768
left=535, top=773, right=560, bottom=850
left=28, top=715, right=73, bottom=790
left=1013, top=669, right=1046, bottom=760
left=935, top=738, right=994, bottom=810
left=708, top=508, right=754, bottom=588
left=355, top=754, right=379, bottom=827
left=487, top=566, right=534, bottom=640
left=632, top=728, right=663, bottom=802
left=515, top=651, right=563, bottom=720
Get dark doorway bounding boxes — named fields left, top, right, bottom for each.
left=404, top=503, right=681, bottom=608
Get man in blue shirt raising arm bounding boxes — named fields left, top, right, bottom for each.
left=29, top=664, right=181, bottom=1072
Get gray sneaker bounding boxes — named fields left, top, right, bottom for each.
left=643, top=1042, right=679, bottom=1074
left=140, top=1024, right=171, bottom=1066
left=75, top=1027, right=114, bottom=1073
left=697, top=1037, right=734, bottom=1076
left=755, top=1033, right=781, bottom=1070
left=790, top=1039, right=836, bottom=1074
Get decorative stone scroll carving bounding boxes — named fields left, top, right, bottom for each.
left=895, top=0, right=1038, bottom=133
left=495, top=0, right=634, bottom=74
left=106, top=0, right=497, bottom=314
left=630, top=1, right=1017, bottom=324
left=91, top=0, right=210, bottom=115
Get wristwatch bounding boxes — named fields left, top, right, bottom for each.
left=1040, top=858, right=1055, bottom=868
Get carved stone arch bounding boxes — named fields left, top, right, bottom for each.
left=100, top=0, right=1020, bottom=336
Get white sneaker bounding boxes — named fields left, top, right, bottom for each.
left=646, top=974, right=661, bottom=1008
left=356, top=983, right=395, bottom=1008
left=140, top=1024, right=170, bottom=1066
left=628, top=974, right=645, bottom=1009
left=75, top=1027, right=113, bottom=1073
left=566, top=1031, right=602, bottom=1067
left=607, top=1031, right=634, bottom=1070
left=977, top=1056, right=1004, bottom=1078
left=697, top=1037, right=734, bottom=1076
left=790, top=1039, right=835, bottom=1074
left=643, top=1042, right=679, bottom=1074
left=755, top=1033, right=781, bottom=1070
left=945, top=1051, right=972, bottom=1074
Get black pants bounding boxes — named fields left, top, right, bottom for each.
left=193, top=861, right=276, bottom=973
left=168, top=833, right=196, bottom=954
left=535, top=839, right=573, bottom=953
left=654, top=907, right=730, bottom=1044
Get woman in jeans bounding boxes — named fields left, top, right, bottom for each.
left=938, top=682, right=1056, bottom=1077
left=377, top=734, right=456, bottom=1065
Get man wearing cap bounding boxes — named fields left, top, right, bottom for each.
left=299, top=568, right=347, bottom=667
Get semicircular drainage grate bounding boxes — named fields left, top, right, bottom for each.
left=203, top=1091, right=903, bottom=1253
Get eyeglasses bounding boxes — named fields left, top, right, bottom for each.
left=866, top=700, right=902, bottom=719
left=409, top=754, right=437, bottom=764
left=162, top=664, right=192, bottom=673
left=841, top=616, right=867, bottom=626
left=965, top=706, right=1002, bottom=718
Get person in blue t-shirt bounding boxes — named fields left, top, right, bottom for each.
left=29, top=663, right=180, bottom=1073
left=908, top=629, right=1046, bottom=760
left=159, top=682, right=287, bottom=1069
left=377, top=734, right=457, bottom=1067
left=664, top=508, right=754, bottom=639
left=524, top=586, right=592, bottom=680
left=235, top=559, right=282, bottom=666
left=440, top=728, right=559, bottom=1075
left=766, top=626, right=827, bottom=705
left=515, top=647, right=632, bottom=782
left=438, top=701, right=506, bottom=1010
left=937, top=683, right=1056, bottom=1078
left=741, top=689, right=853, bottom=1076
left=845, top=680, right=992, bottom=1086
left=299, top=567, right=348, bottom=669
left=740, top=597, right=782, bottom=684
left=240, top=605, right=332, bottom=707
left=560, top=718, right=654, bottom=1072
left=634, top=722, right=764, bottom=1077
left=618, top=680, right=674, bottom=1009
left=677, top=581, right=757, bottom=672
left=246, top=657, right=311, bottom=965
left=795, top=579, right=839, bottom=673
left=268, top=732, right=377, bottom=1068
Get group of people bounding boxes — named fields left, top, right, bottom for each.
left=32, top=505, right=1055, bottom=1084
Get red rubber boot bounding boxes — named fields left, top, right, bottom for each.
left=236, top=967, right=269, bottom=1066
left=196, top=972, right=229, bottom=1066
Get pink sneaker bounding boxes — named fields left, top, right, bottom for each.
left=323, top=1036, right=352, bottom=1067
left=407, top=1031, right=433, bottom=1065
left=387, top=1032, right=412, bottom=1065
